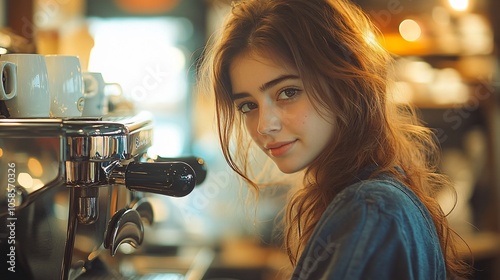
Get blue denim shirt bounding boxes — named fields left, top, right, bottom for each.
left=292, top=172, right=446, bottom=280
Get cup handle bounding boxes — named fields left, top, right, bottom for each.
left=0, top=62, right=17, bottom=100
left=104, top=83, right=123, bottom=97
left=83, top=73, right=98, bottom=98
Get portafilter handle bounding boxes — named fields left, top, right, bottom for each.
left=111, top=161, right=196, bottom=197
left=156, top=156, right=207, bottom=185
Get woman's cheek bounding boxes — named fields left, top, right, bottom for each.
left=245, top=117, right=259, bottom=139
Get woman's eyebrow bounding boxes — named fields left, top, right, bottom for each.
left=232, top=74, right=300, bottom=101
left=258, top=74, right=300, bottom=92
left=232, top=92, right=250, bottom=101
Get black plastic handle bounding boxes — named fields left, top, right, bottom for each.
left=125, top=162, right=196, bottom=197
left=156, top=156, right=207, bottom=185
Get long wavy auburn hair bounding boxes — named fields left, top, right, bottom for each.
left=197, top=0, right=471, bottom=278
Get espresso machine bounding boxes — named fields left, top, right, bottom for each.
left=0, top=112, right=206, bottom=279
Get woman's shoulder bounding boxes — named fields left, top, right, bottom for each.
left=331, top=172, right=429, bottom=217
left=293, top=172, right=445, bottom=279
left=321, top=171, right=437, bottom=237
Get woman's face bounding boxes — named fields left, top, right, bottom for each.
left=229, top=52, right=336, bottom=173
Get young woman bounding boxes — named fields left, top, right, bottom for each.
left=198, top=0, right=471, bottom=279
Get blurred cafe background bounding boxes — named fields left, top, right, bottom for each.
left=0, top=0, right=499, bottom=279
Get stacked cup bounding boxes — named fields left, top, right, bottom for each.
left=45, top=55, right=85, bottom=118
left=0, top=54, right=90, bottom=119
left=0, top=54, right=51, bottom=118
left=82, top=72, right=122, bottom=117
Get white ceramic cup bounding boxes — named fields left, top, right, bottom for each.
left=0, top=54, right=50, bottom=118
left=82, top=72, right=122, bottom=117
left=45, top=55, right=85, bottom=118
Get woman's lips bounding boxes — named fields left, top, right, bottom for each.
left=267, top=140, right=296, bottom=157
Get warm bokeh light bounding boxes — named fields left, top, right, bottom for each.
left=32, top=179, right=45, bottom=190
left=404, top=60, right=434, bottom=84
left=399, top=19, right=422, bottom=42
left=448, top=0, right=469, bottom=11
left=429, top=68, right=469, bottom=104
left=18, top=173, right=34, bottom=189
left=432, top=6, right=451, bottom=25
left=28, top=157, right=44, bottom=177
left=389, top=81, right=414, bottom=104
left=458, top=14, right=494, bottom=55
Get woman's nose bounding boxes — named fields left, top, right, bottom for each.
left=257, top=105, right=281, bottom=135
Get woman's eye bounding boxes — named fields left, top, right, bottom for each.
left=277, top=88, right=300, bottom=100
left=238, top=102, right=257, bottom=113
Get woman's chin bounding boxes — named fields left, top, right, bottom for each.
left=274, top=162, right=306, bottom=174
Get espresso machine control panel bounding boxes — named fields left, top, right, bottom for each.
left=0, top=112, right=203, bottom=280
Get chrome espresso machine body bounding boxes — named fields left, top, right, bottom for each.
left=0, top=112, right=200, bottom=279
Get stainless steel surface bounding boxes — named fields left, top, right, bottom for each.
left=0, top=112, right=197, bottom=280
left=104, top=208, right=144, bottom=256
